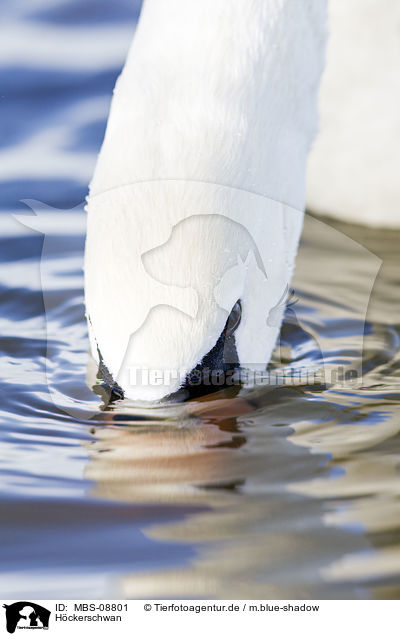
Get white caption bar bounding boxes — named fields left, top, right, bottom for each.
left=1, top=599, right=398, bottom=635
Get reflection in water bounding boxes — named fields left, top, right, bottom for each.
left=84, top=389, right=366, bottom=599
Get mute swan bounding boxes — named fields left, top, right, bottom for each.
left=84, top=0, right=398, bottom=401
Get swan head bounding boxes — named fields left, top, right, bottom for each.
left=85, top=183, right=303, bottom=402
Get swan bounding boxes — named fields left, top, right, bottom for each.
left=84, top=0, right=399, bottom=402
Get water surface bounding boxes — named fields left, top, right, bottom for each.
left=1, top=0, right=400, bottom=600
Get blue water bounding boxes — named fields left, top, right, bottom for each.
left=1, top=0, right=400, bottom=599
